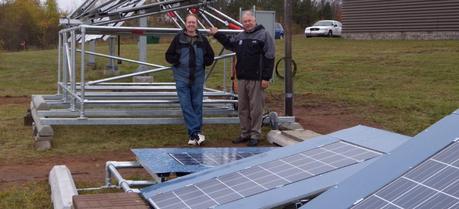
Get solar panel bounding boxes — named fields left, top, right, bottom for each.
left=133, top=147, right=275, bottom=175
left=351, top=141, right=459, bottom=209
left=148, top=141, right=382, bottom=209
left=169, top=152, right=261, bottom=166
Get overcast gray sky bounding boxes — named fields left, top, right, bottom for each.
left=55, top=0, right=83, bottom=12
left=1, top=0, right=83, bottom=12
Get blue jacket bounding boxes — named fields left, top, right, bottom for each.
left=165, top=31, right=214, bottom=84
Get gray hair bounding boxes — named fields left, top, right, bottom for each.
left=242, top=10, right=255, bottom=19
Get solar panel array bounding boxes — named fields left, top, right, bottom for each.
left=352, top=141, right=459, bottom=209
left=169, top=152, right=261, bottom=166
left=149, top=141, right=382, bottom=209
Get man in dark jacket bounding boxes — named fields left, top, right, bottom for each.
left=166, top=14, right=215, bottom=145
left=209, top=11, right=275, bottom=146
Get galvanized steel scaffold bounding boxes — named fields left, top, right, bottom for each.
left=27, top=0, right=295, bottom=147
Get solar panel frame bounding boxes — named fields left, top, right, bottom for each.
left=351, top=141, right=459, bottom=209
left=300, top=110, right=459, bottom=209
left=148, top=141, right=383, bottom=209
left=141, top=125, right=411, bottom=209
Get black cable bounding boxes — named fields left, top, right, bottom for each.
left=275, top=57, right=297, bottom=79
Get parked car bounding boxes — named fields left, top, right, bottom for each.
left=275, top=22, right=284, bottom=39
left=304, top=20, right=342, bottom=37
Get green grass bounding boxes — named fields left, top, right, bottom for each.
left=0, top=102, right=246, bottom=162
left=1, top=36, right=459, bottom=208
left=273, top=38, right=459, bottom=134
left=0, top=182, right=52, bottom=209
left=1, top=36, right=458, bottom=157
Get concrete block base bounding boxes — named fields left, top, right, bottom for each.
left=32, top=95, right=49, bottom=111
left=24, top=109, right=33, bottom=126
left=279, top=122, right=304, bottom=131
left=49, top=165, right=78, bottom=209
left=282, top=130, right=322, bottom=142
left=34, top=138, right=52, bottom=151
left=267, top=129, right=322, bottom=147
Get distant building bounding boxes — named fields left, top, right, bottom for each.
left=342, top=0, right=459, bottom=40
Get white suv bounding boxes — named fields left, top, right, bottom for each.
left=304, top=20, right=342, bottom=37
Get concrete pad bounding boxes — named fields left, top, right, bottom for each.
left=49, top=165, right=78, bottom=209
left=282, top=130, right=322, bottom=142
left=32, top=95, right=49, bottom=111
left=267, top=130, right=322, bottom=147
left=279, top=122, right=304, bottom=130
left=267, top=130, right=297, bottom=146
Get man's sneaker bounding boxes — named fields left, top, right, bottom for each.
left=196, top=133, right=205, bottom=145
left=188, top=138, right=197, bottom=145
left=232, top=136, right=250, bottom=144
left=188, top=134, right=199, bottom=145
left=247, top=138, right=258, bottom=147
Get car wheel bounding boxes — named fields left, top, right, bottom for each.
left=328, top=31, right=333, bottom=37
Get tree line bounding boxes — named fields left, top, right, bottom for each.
left=0, top=0, right=341, bottom=51
left=212, top=0, right=342, bottom=31
left=0, top=0, right=60, bottom=51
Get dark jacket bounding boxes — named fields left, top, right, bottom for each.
left=165, top=31, right=214, bottom=84
left=214, top=25, right=275, bottom=81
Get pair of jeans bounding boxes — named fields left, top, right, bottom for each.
left=175, top=78, right=204, bottom=137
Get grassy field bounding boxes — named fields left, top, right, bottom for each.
left=0, top=35, right=458, bottom=208
left=1, top=36, right=458, bottom=135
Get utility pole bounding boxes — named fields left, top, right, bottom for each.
left=284, top=0, right=293, bottom=116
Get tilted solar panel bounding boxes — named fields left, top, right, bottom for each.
left=299, top=110, right=459, bottom=209
left=352, top=141, right=459, bottom=209
left=149, top=141, right=382, bottom=209
left=133, top=147, right=275, bottom=175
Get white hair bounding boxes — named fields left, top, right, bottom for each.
left=242, top=10, right=255, bottom=19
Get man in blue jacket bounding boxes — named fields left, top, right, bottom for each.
left=166, top=14, right=215, bottom=145
left=209, top=11, right=275, bottom=146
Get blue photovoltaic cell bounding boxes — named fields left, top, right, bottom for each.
left=149, top=141, right=382, bottom=209
left=169, top=152, right=261, bottom=166
left=352, top=141, right=459, bottom=209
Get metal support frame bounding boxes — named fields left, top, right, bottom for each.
left=105, top=161, right=158, bottom=193
left=31, top=0, right=295, bottom=146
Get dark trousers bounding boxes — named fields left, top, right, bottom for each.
left=237, top=80, right=265, bottom=140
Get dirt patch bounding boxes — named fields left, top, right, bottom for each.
left=0, top=94, right=377, bottom=189
left=267, top=93, right=379, bottom=134
left=0, top=151, right=138, bottom=190
left=0, top=95, right=29, bottom=105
